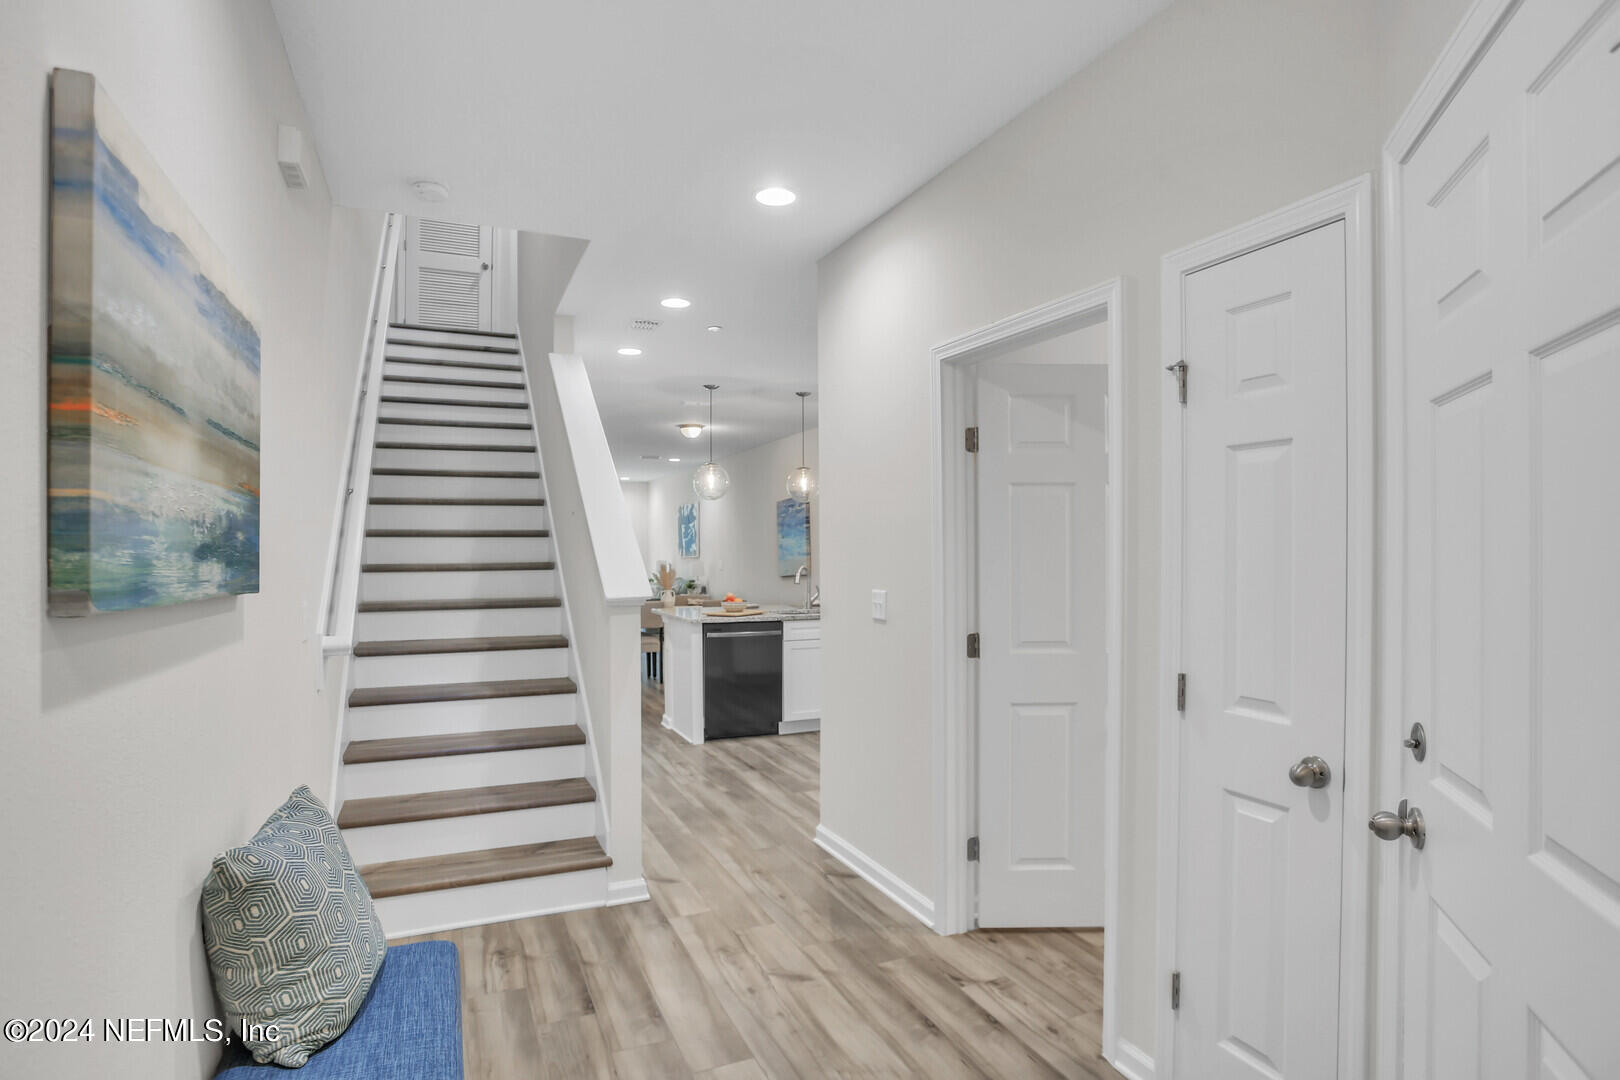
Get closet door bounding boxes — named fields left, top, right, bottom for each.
left=401, top=217, right=492, bottom=330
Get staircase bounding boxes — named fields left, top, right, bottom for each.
left=336, top=323, right=610, bottom=936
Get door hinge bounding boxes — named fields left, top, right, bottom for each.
left=967, top=836, right=980, bottom=862
left=966, top=632, right=981, bottom=659
left=1171, top=970, right=1181, bottom=1010
left=1176, top=673, right=1187, bottom=712
left=1166, top=360, right=1188, bottom=405
left=965, top=426, right=980, bottom=453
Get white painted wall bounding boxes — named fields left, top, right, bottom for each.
left=815, top=0, right=1471, bottom=1062
left=620, top=481, right=651, bottom=573
left=0, top=3, right=384, bottom=1077
left=644, top=428, right=820, bottom=607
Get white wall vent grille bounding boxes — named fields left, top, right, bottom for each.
left=629, top=318, right=662, bottom=333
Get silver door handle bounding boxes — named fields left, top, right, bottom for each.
left=1369, top=799, right=1425, bottom=849
left=1288, top=755, right=1331, bottom=788
left=707, top=629, right=782, bottom=638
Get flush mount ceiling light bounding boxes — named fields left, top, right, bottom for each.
left=692, top=384, right=730, bottom=500
left=677, top=423, right=704, bottom=439
left=660, top=296, right=691, bottom=309
left=706, top=325, right=723, bottom=333
left=617, top=346, right=642, bottom=356
left=786, top=391, right=817, bottom=502
left=669, top=457, right=681, bottom=463
left=411, top=179, right=450, bottom=203
left=620, top=476, right=630, bottom=481
left=755, top=186, right=797, bottom=207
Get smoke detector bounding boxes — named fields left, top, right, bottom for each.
left=412, top=180, right=450, bottom=203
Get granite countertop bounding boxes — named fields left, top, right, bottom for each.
left=653, top=605, right=821, bottom=624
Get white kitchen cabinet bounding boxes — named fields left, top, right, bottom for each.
left=781, top=622, right=821, bottom=733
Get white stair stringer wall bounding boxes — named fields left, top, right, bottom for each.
left=323, top=309, right=615, bottom=937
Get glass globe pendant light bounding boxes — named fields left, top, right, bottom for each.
left=692, top=384, right=730, bottom=500
left=786, top=390, right=816, bottom=502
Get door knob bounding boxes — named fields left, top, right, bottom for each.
left=1288, top=755, right=1332, bottom=789
left=1369, top=799, right=1425, bottom=849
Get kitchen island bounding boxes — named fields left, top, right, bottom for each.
left=654, top=606, right=821, bottom=744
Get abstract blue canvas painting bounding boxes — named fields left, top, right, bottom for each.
left=48, top=70, right=261, bottom=616
left=777, top=498, right=810, bottom=577
left=677, top=502, right=700, bottom=559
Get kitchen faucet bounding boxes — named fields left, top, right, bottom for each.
left=794, top=564, right=813, bottom=610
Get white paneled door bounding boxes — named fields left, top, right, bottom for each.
left=401, top=217, right=493, bottom=331
left=1176, top=220, right=1348, bottom=1078
left=1390, top=1, right=1620, bottom=1076
left=976, top=359, right=1108, bottom=927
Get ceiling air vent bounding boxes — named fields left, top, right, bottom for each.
left=640, top=454, right=662, bottom=461
left=629, top=318, right=661, bottom=333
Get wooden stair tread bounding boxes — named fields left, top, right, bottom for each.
left=389, top=322, right=517, bottom=339
left=383, top=374, right=524, bottom=390
left=387, top=355, right=521, bottom=371
left=368, top=497, right=544, bottom=506
left=361, top=561, right=555, bottom=573
left=337, top=777, right=595, bottom=829
left=354, top=634, right=568, bottom=657
left=357, top=597, right=562, bottom=612
left=378, top=417, right=530, bottom=430
left=343, top=724, right=585, bottom=764
left=373, top=442, right=535, bottom=453
left=359, top=836, right=610, bottom=899
left=365, top=528, right=550, bottom=538
left=347, top=675, right=576, bottom=708
left=380, top=395, right=528, bottom=409
left=372, top=467, right=539, bottom=479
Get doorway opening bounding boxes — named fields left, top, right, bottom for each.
left=931, top=279, right=1127, bottom=1059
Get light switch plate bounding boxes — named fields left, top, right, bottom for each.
left=871, top=589, right=887, bottom=622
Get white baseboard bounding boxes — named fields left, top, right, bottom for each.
left=606, top=877, right=650, bottom=907
left=1110, top=1037, right=1156, bottom=1080
left=662, top=714, right=702, bottom=745
left=778, top=717, right=820, bottom=735
left=814, top=823, right=935, bottom=930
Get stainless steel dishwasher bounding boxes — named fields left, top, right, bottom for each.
left=702, top=622, right=783, bottom=739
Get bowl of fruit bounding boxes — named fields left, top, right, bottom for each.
left=721, top=594, right=747, bottom=613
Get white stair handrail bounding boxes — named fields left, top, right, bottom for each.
left=317, top=212, right=403, bottom=657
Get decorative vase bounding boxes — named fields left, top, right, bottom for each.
left=661, top=589, right=676, bottom=608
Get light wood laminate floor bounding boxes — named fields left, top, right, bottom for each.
left=401, top=682, right=1122, bottom=1078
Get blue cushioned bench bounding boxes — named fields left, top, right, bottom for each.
left=216, top=941, right=462, bottom=1079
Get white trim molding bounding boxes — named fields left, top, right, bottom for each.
left=814, top=825, right=936, bottom=930
left=606, top=878, right=651, bottom=907
left=1111, top=1037, right=1157, bottom=1080
left=926, top=279, right=1128, bottom=1065
left=1155, top=175, right=1375, bottom=1080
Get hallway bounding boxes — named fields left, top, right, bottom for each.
left=405, top=683, right=1119, bottom=1078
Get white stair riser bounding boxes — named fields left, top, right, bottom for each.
left=383, top=360, right=522, bottom=383
left=352, top=647, right=569, bottom=687
left=345, top=693, right=577, bottom=741
left=381, top=379, right=526, bottom=404
left=363, top=535, right=553, bottom=563
left=374, top=421, right=532, bottom=448
left=372, top=447, right=539, bottom=473
left=360, top=569, right=556, bottom=602
left=341, top=743, right=586, bottom=800
left=379, top=402, right=529, bottom=424
left=342, top=800, right=596, bottom=865
left=366, top=503, right=548, bottom=531
left=369, top=474, right=541, bottom=500
left=372, top=866, right=607, bottom=939
left=386, top=333, right=521, bottom=354
left=355, top=605, right=563, bottom=640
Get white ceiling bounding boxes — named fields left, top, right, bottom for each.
left=271, top=0, right=1167, bottom=480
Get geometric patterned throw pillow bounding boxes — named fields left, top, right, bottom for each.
left=201, top=786, right=387, bottom=1067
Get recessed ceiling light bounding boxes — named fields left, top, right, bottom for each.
left=755, top=186, right=797, bottom=207
left=668, top=457, right=681, bottom=463
left=617, top=346, right=642, bottom=356
left=660, top=297, right=691, bottom=309
left=706, top=325, right=723, bottom=333
left=677, top=423, right=704, bottom=439
left=620, top=476, right=630, bottom=481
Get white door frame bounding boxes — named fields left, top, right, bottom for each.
left=929, top=278, right=1127, bottom=1056
left=1156, top=176, right=1375, bottom=1080
left=1372, top=2, right=1520, bottom=1075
